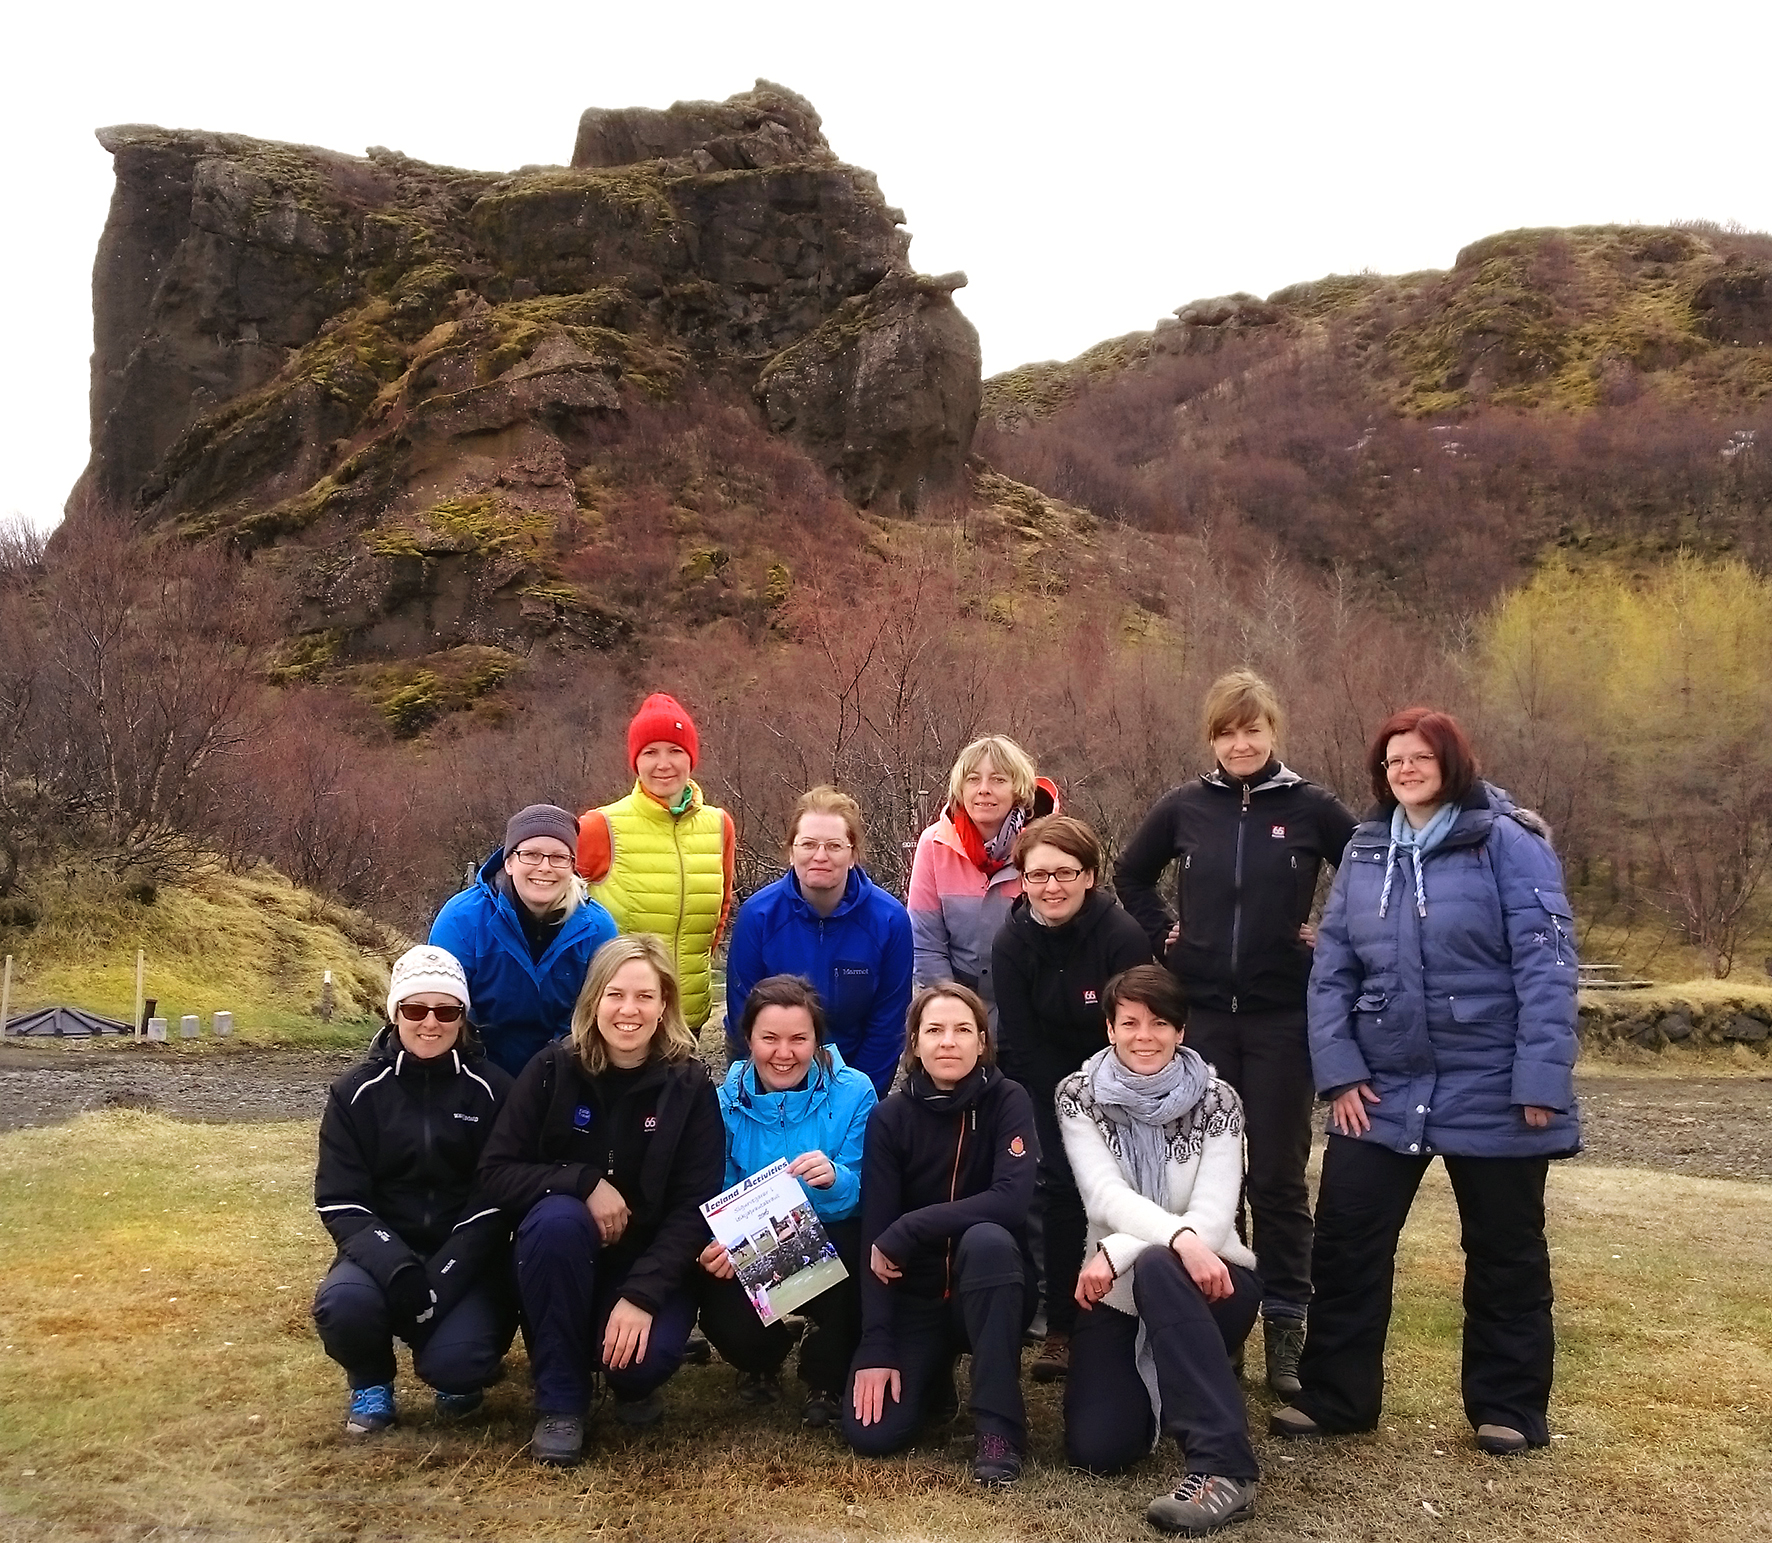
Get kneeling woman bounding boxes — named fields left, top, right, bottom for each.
left=1059, top=965, right=1261, bottom=1537
left=313, top=946, right=515, bottom=1435
left=697, top=975, right=878, bottom=1426
left=477, top=934, right=724, bottom=1466
left=844, top=983, right=1038, bottom=1486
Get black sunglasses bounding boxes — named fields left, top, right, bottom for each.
left=396, top=1002, right=465, bottom=1024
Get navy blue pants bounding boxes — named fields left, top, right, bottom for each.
left=516, top=1194, right=698, bottom=1417
left=1063, top=1246, right=1260, bottom=1480
left=312, top=1259, right=515, bottom=1393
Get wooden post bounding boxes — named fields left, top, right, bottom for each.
left=1, top=955, right=11, bottom=1037
left=319, top=968, right=335, bottom=1023
left=134, top=949, right=145, bottom=1042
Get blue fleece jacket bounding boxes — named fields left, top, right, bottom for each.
left=724, top=867, right=914, bottom=1097
left=428, top=849, right=618, bottom=1078
left=717, top=1045, right=878, bottom=1222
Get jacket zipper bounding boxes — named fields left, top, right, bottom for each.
left=942, top=1110, right=970, bottom=1298
left=1229, top=782, right=1251, bottom=1012
left=671, top=815, right=689, bottom=964
left=420, top=1071, right=437, bottom=1233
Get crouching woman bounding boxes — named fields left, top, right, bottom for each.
left=476, top=934, right=724, bottom=1466
left=313, top=945, right=516, bottom=1436
left=1059, top=965, right=1262, bottom=1537
left=843, top=983, right=1038, bottom=1486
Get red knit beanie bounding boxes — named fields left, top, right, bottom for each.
left=627, top=692, right=699, bottom=771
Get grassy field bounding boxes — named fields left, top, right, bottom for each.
left=0, top=1114, right=1766, bottom=1542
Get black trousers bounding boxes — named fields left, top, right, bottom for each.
left=312, top=1260, right=516, bottom=1394
left=1294, top=1135, right=1556, bottom=1444
left=842, top=1222, right=1032, bottom=1455
left=1185, top=1004, right=1316, bottom=1319
left=1026, top=1072, right=1086, bottom=1337
left=1064, top=1247, right=1260, bottom=1481
left=698, top=1220, right=863, bottom=1396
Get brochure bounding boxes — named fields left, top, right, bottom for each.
left=700, top=1157, right=848, bottom=1325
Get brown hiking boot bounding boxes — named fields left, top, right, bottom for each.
left=1030, top=1331, right=1070, bottom=1382
left=1263, top=1318, right=1305, bottom=1399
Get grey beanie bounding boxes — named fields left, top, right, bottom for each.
left=503, top=803, right=579, bottom=857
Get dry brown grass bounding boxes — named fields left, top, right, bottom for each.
left=0, top=1114, right=1768, bottom=1542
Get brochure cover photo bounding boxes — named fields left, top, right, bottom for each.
left=700, top=1158, right=848, bottom=1325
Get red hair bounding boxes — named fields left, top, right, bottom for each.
left=1366, top=708, right=1478, bottom=809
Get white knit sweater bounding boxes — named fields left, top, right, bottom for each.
left=1056, top=1050, right=1255, bottom=1317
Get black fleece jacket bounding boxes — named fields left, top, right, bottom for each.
left=855, top=1065, right=1038, bottom=1366
left=474, top=1041, right=724, bottom=1314
left=314, top=1027, right=513, bottom=1331
left=1113, top=761, right=1356, bottom=1015
left=992, top=888, right=1153, bottom=1091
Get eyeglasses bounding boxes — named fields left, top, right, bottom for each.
left=1383, top=753, right=1438, bottom=771
left=397, top=1002, right=465, bottom=1024
left=1023, top=867, right=1085, bottom=886
left=511, top=849, right=574, bottom=869
left=792, top=840, right=853, bottom=856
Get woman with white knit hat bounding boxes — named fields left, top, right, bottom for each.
left=311, top=944, right=517, bottom=1436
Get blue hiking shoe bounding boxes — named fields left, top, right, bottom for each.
left=345, top=1382, right=396, bottom=1435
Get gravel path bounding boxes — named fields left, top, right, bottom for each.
left=2, top=1043, right=1768, bottom=1180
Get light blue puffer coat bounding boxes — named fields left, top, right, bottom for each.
left=1307, top=784, right=1581, bottom=1159
left=717, top=1044, right=878, bottom=1222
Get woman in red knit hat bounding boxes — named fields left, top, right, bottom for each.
left=576, top=693, right=736, bottom=1032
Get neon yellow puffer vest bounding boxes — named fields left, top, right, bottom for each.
left=590, top=780, right=726, bottom=1028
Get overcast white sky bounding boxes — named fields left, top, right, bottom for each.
left=5, top=0, right=1769, bottom=531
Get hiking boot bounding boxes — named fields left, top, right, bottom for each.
left=434, top=1388, right=483, bottom=1421
left=612, top=1389, right=664, bottom=1428
left=736, top=1369, right=781, bottom=1404
left=1268, top=1405, right=1322, bottom=1439
left=972, top=1430, right=1023, bottom=1486
left=345, top=1382, right=395, bottom=1435
left=1263, top=1317, right=1305, bottom=1400
left=1147, top=1474, right=1258, bottom=1535
left=683, top=1330, right=712, bottom=1365
left=531, top=1413, right=584, bottom=1465
left=1476, top=1423, right=1529, bottom=1455
left=802, top=1389, right=840, bottom=1429
left=1030, top=1331, right=1070, bottom=1382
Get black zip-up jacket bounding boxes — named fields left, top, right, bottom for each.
left=991, top=888, right=1153, bottom=1092
left=314, top=1026, right=513, bottom=1329
left=855, top=1065, right=1038, bottom=1366
left=1114, top=761, right=1357, bottom=1015
left=474, top=1041, right=724, bottom=1315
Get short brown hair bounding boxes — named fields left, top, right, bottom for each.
left=1103, top=964, right=1188, bottom=1028
left=1012, top=814, right=1104, bottom=878
left=899, top=981, right=994, bottom=1080
left=1366, top=707, right=1478, bottom=809
left=569, top=934, right=696, bottom=1076
left=946, top=736, right=1038, bottom=813
left=788, top=786, right=866, bottom=864
left=738, top=974, right=832, bottom=1074
left=1203, top=670, right=1283, bottom=744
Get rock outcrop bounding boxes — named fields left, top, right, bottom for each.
left=70, top=83, right=980, bottom=666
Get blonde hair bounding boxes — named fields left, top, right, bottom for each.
left=945, top=736, right=1038, bottom=813
left=788, top=785, right=866, bottom=863
left=1202, top=670, right=1284, bottom=744
left=569, top=934, right=696, bottom=1076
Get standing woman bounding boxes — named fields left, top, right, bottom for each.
left=1271, top=708, right=1580, bottom=1456
left=430, top=803, right=618, bottom=1078
left=906, top=735, right=1058, bottom=1025
left=697, top=975, right=878, bottom=1425
left=723, top=786, right=914, bottom=1098
left=843, top=984, right=1039, bottom=1486
left=1114, top=670, right=1355, bottom=1395
left=476, top=934, right=725, bottom=1466
left=312, top=946, right=515, bottom=1435
left=991, top=814, right=1152, bottom=1381
left=1060, top=965, right=1261, bottom=1537
left=576, top=693, right=736, bottom=1034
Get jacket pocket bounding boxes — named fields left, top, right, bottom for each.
left=1535, top=891, right=1576, bottom=966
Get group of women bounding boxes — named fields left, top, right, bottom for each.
left=312, top=679, right=1582, bottom=1536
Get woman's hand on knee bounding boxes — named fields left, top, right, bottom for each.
left=1330, top=1083, right=1379, bottom=1136
left=602, top=1298, right=653, bottom=1369
left=698, top=1239, right=734, bottom=1279
left=851, top=1366, right=900, bottom=1426
left=1171, top=1230, right=1233, bottom=1302
left=588, top=1180, right=631, bottom=1244
left=1075, top=1250, right=1116, bottom=1310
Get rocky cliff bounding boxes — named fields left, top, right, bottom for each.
left=71, top=82, right=980, bottom=668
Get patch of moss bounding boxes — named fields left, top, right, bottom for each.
left=364, top=495, right=554, bottom=559
left=266, top=629, right=342, bottom=685
left=765, top=562, right=792, bottom=606
left=356, top=646, right=523, bottom=736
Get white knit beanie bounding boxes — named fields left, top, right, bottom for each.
left=386, top=945, right=471, bottom=1023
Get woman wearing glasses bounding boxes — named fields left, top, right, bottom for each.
left=430, top=803, right=618, bottom=1077
left=723, top=786, right=914, bottom=1098
left=990, top=815, right=1151, bottom=1381
left=1114, top=671, right=1355, bottom=1396
left=313, top=946, right=516, bottom=1436
left=1270, top=708, right=1580, bottom=1457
